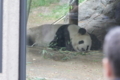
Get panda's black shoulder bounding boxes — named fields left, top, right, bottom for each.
left=56, top=24, right=70, bottom=35
left=58, top=24, right=70, bottom=30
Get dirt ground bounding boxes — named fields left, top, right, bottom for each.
left=26, top=47, right=103, bottom=80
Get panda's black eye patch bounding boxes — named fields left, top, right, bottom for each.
left=79, top=40, right=84, bottom=44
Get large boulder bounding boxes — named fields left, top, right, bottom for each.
left=77, top=0, right=120, bottom=45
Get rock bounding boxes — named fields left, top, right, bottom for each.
left=114, top=2, right=120, bottom=23
left=77, top=0, right=120, bottom=45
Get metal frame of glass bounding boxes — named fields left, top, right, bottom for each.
left=19, top=0, right=27, bottom=80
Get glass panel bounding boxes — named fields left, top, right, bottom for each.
left=26, top=0, right=106, bottom=80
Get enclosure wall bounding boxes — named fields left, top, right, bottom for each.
left=0, top=0, right=20, bottom=80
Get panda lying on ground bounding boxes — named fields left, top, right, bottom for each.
left=27, top=24, right=101, bottom=52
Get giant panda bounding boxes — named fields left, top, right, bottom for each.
left=27, top=24, right=97, bottom=52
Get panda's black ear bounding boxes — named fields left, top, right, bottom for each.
left=78, top=28, right=86, bottom=35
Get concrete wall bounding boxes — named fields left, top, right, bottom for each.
left=0, top=0, right=19, bottom=80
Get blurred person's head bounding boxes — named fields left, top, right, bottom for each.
left=103, top=27, right=120, bottom=80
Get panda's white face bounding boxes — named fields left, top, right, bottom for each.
left=67, top=24, right=92, bottom=52
left=71, top=34, right=92, bottom=52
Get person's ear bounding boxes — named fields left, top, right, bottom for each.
left=102, top=58, right=114, bottom=79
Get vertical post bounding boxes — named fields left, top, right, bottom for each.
left=19, top=0, right=27, bottom=80
left=0, top=0, right=3, bottom=73
left=69, top=0, right=78, bottom=25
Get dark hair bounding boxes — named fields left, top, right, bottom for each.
left=103, top=27, right=120, bottom=77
